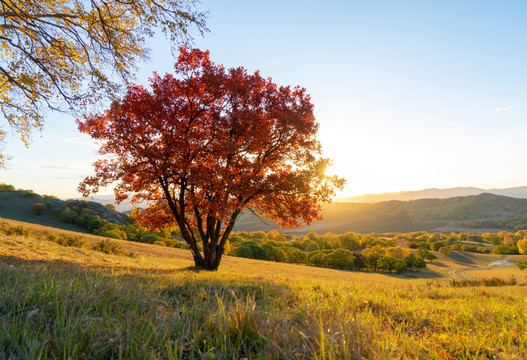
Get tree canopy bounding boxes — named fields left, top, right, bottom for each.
left=78, top=47, right=345, bottom=270
left=0, top=0, right=206, bottom=166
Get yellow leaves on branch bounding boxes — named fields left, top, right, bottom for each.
left=0, top=0, right=207, bottom=166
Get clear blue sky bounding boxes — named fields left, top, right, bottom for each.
left=3, top=0, right=527, bottom=198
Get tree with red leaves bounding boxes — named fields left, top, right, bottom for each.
left=78, top=47, right=345, bottom=270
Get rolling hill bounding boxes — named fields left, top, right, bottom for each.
left=3, top=185, right=527, bottom=235
left=235, top=193, right=527, bottom=234
left=337, top=185, right=527, bottom=203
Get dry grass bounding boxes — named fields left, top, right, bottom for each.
left=1, top=217, right=526, bottom=359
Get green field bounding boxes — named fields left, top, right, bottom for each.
left=1, top=218, right=526, bottom=359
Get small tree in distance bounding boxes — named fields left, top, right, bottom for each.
left=78, top=47, right=345, bottom=270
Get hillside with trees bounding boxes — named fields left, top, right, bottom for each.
left=236, top=193, right=527, bottom=234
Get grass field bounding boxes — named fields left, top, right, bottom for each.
left=1, top=218, right=526, bottom=359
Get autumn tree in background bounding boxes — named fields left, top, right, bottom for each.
left=78, top=47, right=345, bottom=270
left=0, top=0, right=206, bottom=166
left=518, top=236, right=527, bottom=255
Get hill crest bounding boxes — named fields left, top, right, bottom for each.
left=337, top=186, right=527, bottom=203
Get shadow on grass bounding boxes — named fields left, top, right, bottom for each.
left=0, top=254, right=292, bottom=293
left=448, top=251, right=477, bottom=266
left=380, top=270, right=443, bottom=280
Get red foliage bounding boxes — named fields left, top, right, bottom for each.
left=78, top=46, right=345, bottom=269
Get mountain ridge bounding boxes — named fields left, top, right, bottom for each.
left=337, top=186, right=527, bottom=203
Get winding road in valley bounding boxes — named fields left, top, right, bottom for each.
left=448, top=255, right=513, bottom=281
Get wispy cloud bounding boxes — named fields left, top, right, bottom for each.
left=62, top=136, right=98, bottom=147
left=41, top=164, right=77, bottom=169
left=495, top=106, right=511, bottom=112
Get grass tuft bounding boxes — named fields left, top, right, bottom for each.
left=450, top=276, right=518, bottom=287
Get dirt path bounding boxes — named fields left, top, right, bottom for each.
left=448, top=255, right=513, bottom=281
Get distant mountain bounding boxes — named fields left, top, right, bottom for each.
left=234, top=193, right=527, bottom=235
left=486, top=186, right=527, bottom=199
left=337, top=186, right=527, bottom=203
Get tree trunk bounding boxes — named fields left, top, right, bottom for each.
left=193, top=244, right=222, bottom=271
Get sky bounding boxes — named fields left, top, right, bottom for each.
left=3, top=0, right=527, bottom=199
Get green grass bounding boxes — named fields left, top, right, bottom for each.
left=1, top=218, right=526, bottom=359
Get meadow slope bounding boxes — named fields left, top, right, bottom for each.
left=1, top=218, right=526, bottom=359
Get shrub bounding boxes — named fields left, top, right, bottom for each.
left=450, top=276, right=517, bottom=287
left=417, top=247, right=437, bottom=261
left=377, top=256, right=407, bottom=273
left=307, top=250, right=326, bottom=267
left=0, top=183, right=15, bottom=191
left=285, top=249, right=307, bottom=264
left=461, top=245, right=477, bottom=252
left=230, top=245, right=254, bottom=259
left=305, top=241, right=320, bottom=252
left=322, top=249, right=355, bottom=270
left=31, top=202, right=48, bottom=215
left=5, top=225, right=34, bottom=237
left=493, top=245, right=519, bottom=255
left=92, top=239, right=124, bottom=255
left=59, top=209, right=78, bottom=223
left=105, top=203, right=117, bottom=211
left=249, top=231, right=266, bottom=239
left=140, top=233, right=163, bottom=243
left=56, top=234, right=85, bottom=248
left=42, top=194, right=59, bottom=200
left=20, top=189, right=36, bottom=198
left=96, top=228, right=127, bottom=240
left=153, top=240, right=167, bottom=247
left=431, top=241, right=447, bottom=251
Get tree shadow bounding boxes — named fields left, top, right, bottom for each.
left=448, top=251, right=476, bottom=265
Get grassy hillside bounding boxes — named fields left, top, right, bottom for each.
left=0, top=188, right=128, bottom=232
left=1, top=218, right=526, bottom=359
left=4, top=185, right=527, bottom=236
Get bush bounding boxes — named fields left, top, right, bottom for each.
left=307, top=250, right=327, bottom=267
left=417, top=247, right=437, bottom=261
left=431, top=241, right=447, bottom=251
left=450, top=276, right=517, bottom=287
left=31, top=202, right=49, bottom=215
left=493, top=245, right=519, bottom=255
left=0, top=183, right=15, bottom=191
left=56, top=234, right=85, bottom=248
left=305, top=241, right=320, bottom=252
left=153, top=240, right=166, bottom=247
left=230, top=245, right=254, bottom=259
left=92, top=239, right=124, bottom=255
left=42, top=194, right=59, bottom=200
left=105, top=203, right=117, bottom=211
left=377, top=256, right=407, bottom=273
left=263, top=244, right=286, bottom=262
left=20, top=189, right=36, bottom=198
left=140, top=233, right=163, bottom=243
left=96, top=229, right=127, bottom=240
left=5, top=225, right=34, bottom=237
left=322, top=249, right=355, bottom=270
left=59, top=209, right=78, bottom=223
left=285, top=249, right=307, bottom=264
